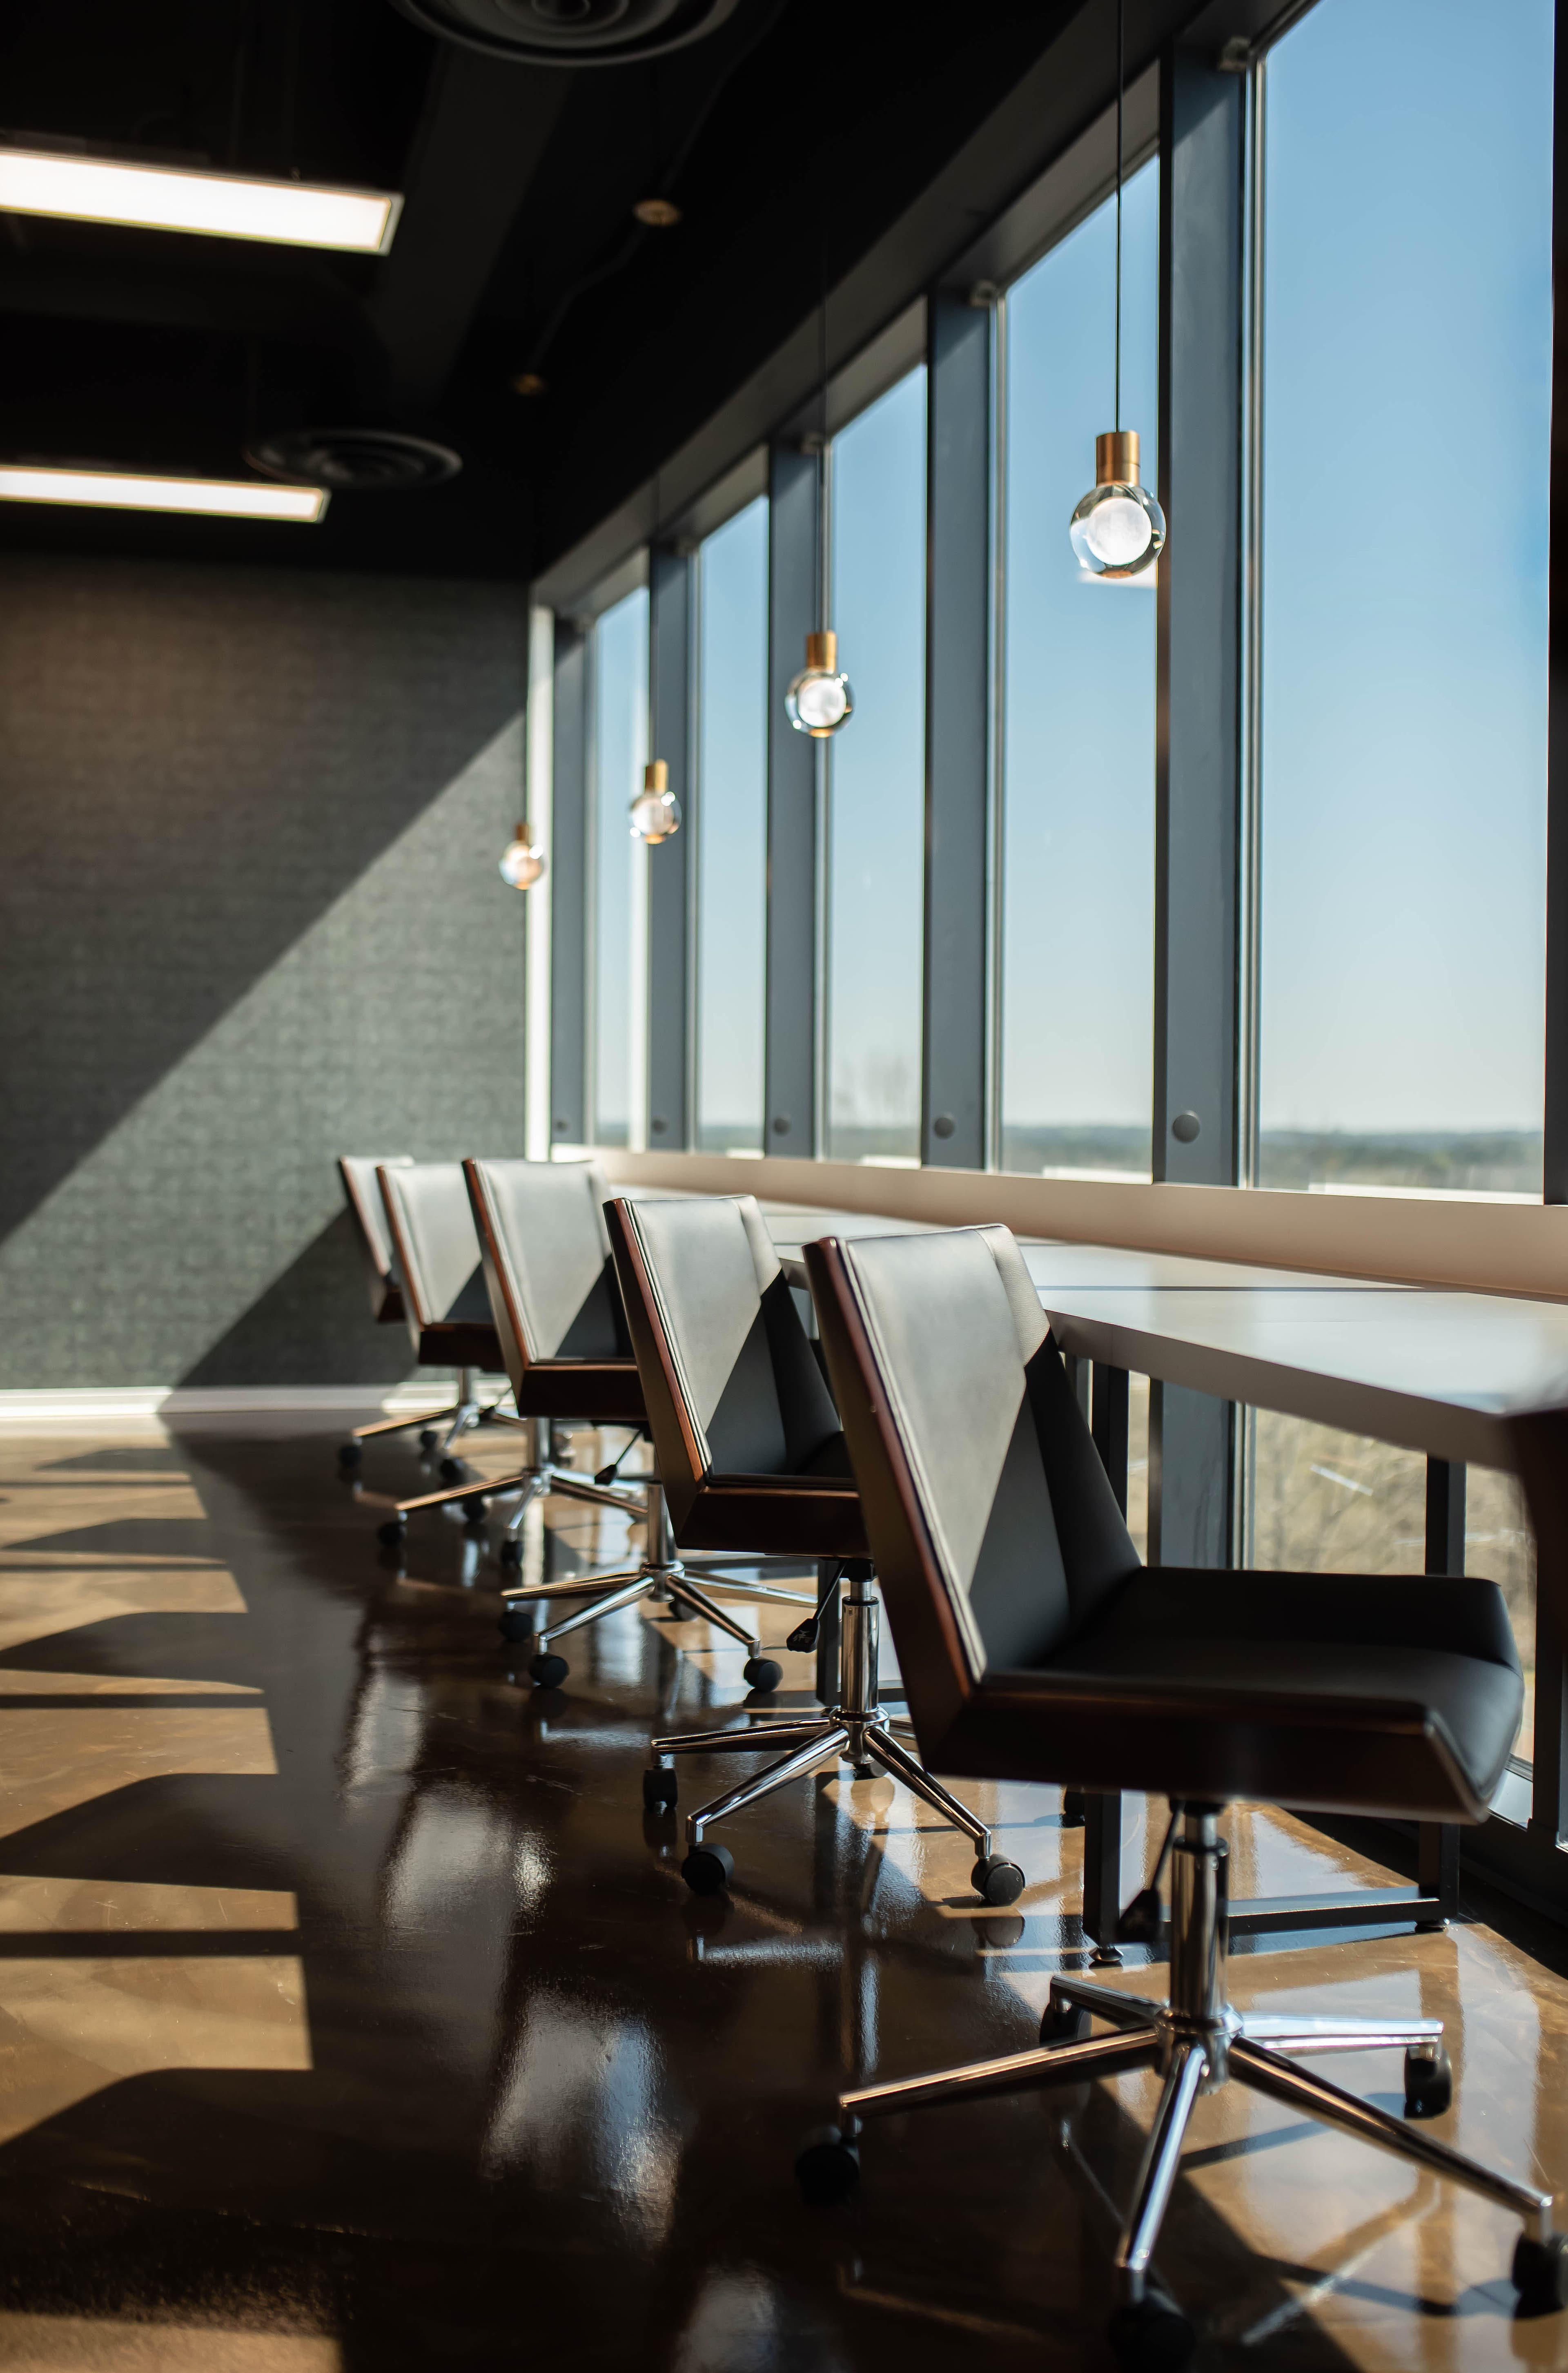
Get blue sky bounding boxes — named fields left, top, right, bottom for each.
left=826, top=369, right=928, bottom=1148
left=1002, top=159, right=1160, bottom=1149
left=695, top=497, right=768, bottom=1141
left=1259, top=0, right=1552, bottom=1139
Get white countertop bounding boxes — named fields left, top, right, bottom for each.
left=753, top=1201, right=1568, bottom=1470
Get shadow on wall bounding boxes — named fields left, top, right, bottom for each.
left=178, top=1209, right=419, bottom=1391
left=0, top=557, right=530, bottom=1389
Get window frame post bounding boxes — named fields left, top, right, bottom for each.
left=647, top=544, right=695, bottom=1151
left=922, top=289, right=994, bottom=1171
left=764, top=440, right=823, bottom=1158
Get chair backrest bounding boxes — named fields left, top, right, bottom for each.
left=465, top=1159, right=630, bottom=1395
left=607, top=1195, right=843, bottom=1516
left=338, top=1155, right=412, bottom=1320
left=377, top=1162, right=493, bottom=1344
left=806, top=1225, right=1140, bottom=1709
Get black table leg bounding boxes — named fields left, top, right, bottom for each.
left=1417, top=1457, right=1466, bottom=1926
left=1078, top=1366, right=1131, bottom=1957
left=1091, top=1363, right=1130, bottom=1517
left=1082, top=1792, right=1124, bottom=1961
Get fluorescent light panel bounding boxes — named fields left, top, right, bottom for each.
left=0, top=466, right=327, bottom=523
left=0, top=148, right=400, bottom=254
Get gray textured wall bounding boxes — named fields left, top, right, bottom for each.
left=0, top=555, right=530, bottom=1387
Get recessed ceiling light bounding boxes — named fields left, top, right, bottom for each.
left=0, top=466, right=327, bottom=522
left=0, top=148, right=401, bottom=254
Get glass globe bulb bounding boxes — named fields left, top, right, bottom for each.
left=499, top=825, right=546, bottom=889
left=787, top=667, right=854, bottom=736
left=786, top=629, right=853, bottom=738
left=630, top=787, right=682, bottom=844
left=1069, top=479, right=1165, bottom=580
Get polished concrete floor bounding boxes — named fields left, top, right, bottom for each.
left=0, top=1416, right=1563, bottom=2370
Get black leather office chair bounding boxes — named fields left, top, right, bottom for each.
left=798, top=1223, right=1563, bottom=2367
left=336, top=1155, right=472, bottom=1470
left=471, top=1160, right=810, bottom=1693
left=606, top=1194, right=1026, bottom=1906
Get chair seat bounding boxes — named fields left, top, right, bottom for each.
left=416, top=1322, right=503, bottom=1370
left=940, top=1567, right=1524, bottom=1824
left=516, top=1359, right=646, bottom=1425
left=674, top=1469, right=867, bottom=1558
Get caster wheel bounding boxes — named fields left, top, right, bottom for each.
left=642, top=1766, right=678, bottom=1811
left=419, top=1428, right=439, bottom=1452
left=377, top=1519, right=406, bottom=1546
left=1512, top=2231, right=1568, bottom=2313
left=497, top=1606, right=532, bottom=1644
left=795, top=2125, right=860, bottom=2206
left=528, top=1651, right=568, bottom=1688
left=972, top=1854, right=1025, bottom=1907
left=1403, top=2042, right=1452, bottom=2119
left=852, top=1762, right=876, bottom=1781
left=681, top=1842, right=734, bottom=1896
left=1061, top=1786, right=1086, bottom=1827
left=1107, top=2297, right=1196, bottom=2371
left=438, top=1457, right=465, bottom=1485
left=499, top=1537, right=523, bottom=1568
left=743, top=1656, right=782, bottom=1693
left=337, top=1440, right=363, bottom=1470
left=1040, top=1999, right=1091, bottom=2047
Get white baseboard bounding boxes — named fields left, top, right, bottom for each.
left=0, top=1383, right=507, bottom=1427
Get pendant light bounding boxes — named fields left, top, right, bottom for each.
left=499, top=820, right=546, bottom=888
left=786, top=630, right=853, bottom=736
left=786, top=145, right=853, bottom=738
left=1068, top=0, right=1165, bottom=580
left=630, top=759, right=682, bottom=843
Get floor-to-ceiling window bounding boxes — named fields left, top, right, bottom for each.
left=590, top=587, right=649, bottom=1150
left=998, top=161, right=1159, bottom=1182
left=694, top=498, right=768, bottom=1155
left=824, top=368, right=927, bottom=1164
left=1255, top=0, right=1552, bottom=1200
left=1246, top=0, right=1552, bottom=1794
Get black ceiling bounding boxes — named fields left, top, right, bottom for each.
left=0, top=0, right=1087, bottom=584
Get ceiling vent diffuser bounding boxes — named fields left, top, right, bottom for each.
left=245, top=428, right=462, bottom=493
left=391, top=0, right=741, bottom=66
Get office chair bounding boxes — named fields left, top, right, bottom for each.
left=335, top=1155, right=478, bottom=1470
left=797, top=1224, right=1563, bottom=2369
left=470, top=1160, right=812, bottom=1692
left=370, top=1160, right=541, bottom=1540
left=605, top=1194, right=1027, bottom=1907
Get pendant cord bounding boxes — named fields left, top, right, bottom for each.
left=1114, top=0, right=1124, bottom=432
left=816, top=130, right=828, bottom=635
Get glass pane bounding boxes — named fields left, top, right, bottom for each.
left=826, top=368, right=927, bottom=1164
left=695, top=499, right=768, bottom=1154
left=1248, top=1417, right=1535, bottom=1772
left=1000, top=161, right=1158, bottom=1182
left=1257, top=0, right=1552, bottom=1197
left=591, top=587, right=648, bottom=1150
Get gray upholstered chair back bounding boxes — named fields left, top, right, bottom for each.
left=339, top=1155, right=410, bottom=1310
left=825, top=1226, right=1140, bottom=1676
left=466, top=1159, right=628, bottom=1365
left=378, top=1162, right=492, bottom=1332
left=620, top=1195, right=841, bottom=1477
